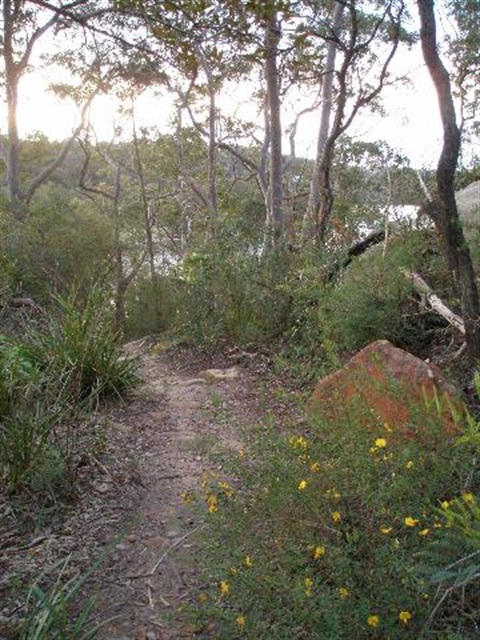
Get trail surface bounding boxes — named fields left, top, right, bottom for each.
left=93, top=342, right=278, bottom=640
left=1, top=342, right=299, bottom=640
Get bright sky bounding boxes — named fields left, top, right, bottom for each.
left=3, top=33, right=449, bottom=170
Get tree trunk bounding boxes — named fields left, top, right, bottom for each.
left=304, top=1, right=345, bottom=240
left=112, top=166, right=127, bottom=333
left=264, top=8, right=284, bottom=249
left=418, top=0, right=480, bottom=360
left=197, top=46, right=219, bottom=221
left=3, top=0, right=23, bottom=219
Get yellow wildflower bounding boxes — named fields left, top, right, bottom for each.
left=229, top=567, right=238, bottom=576
left=219, top=580, right=230, bottom=596
left=383, top=422, right=394, bottom=432
left=367, top=615, right=380, bottom=627
left=462, top=492, right=475, bottom=504
left=310, top=461, right=321, bottom=472
left=375, top=438, right=387, bottom=448
left=370, top=446, right=379, bottom=455
left=218, top=481, right=235, bottom=497
left=206, top=493, right=218, bottom=513
left=298, top=479, right=308, bottom=491
left=441, top=500, right=451, bottom=509
left=313, top=545, right=326, bottom=560
left=404, top=516, right=419, bottom=527
left=399, top=611, right=412, bottom=624
left=289, top=436, right=308, bottom=450
left=419, top=528, right=430, bottom=536
left=380, top=525, right=392, bottom=534
left=304, top=577, right=313, bottom=596
left=339, top=587, right=349, bottom=598
left=332, top=511, right=342, bottom=524
left=406, top=460, right=414, bottom=469
left=244, top=555, right=254, bottom=568
left=236, top=615, right=246, bottom=629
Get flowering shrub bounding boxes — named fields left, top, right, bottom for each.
left=187, top=397, right=479, bottom=638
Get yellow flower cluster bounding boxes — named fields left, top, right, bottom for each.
left=367, top=614, right=380, bottom=627
left=404, top=516, right=419, bottom=527
left=244, top=555, right=254, bottom=567
left=304, top=577, right=313, bottom=597
left=399, top=610, right=412, bottom=624
left=218, top=480, right=235, bottom=498
left=236, top=614, right=246, bottom=629
left=289, top=435, right=309, bottom=450
left=366, top=610, right=412, bottom=628
left=313, top=545, right=325, bottom=560
left=219, top=580, right=229, bottom=596
left=206, top=493, right=218, bottom=513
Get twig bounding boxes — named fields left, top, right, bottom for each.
left=3, top=535, right=49, bottom=554
left=126, top=525, right=204, bottom=579
left=147, top=579, right=155, bottom=609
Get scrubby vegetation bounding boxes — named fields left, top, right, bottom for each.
left=1, top=0, right=479, bottom=637
left=189, top=382, right=480, bottom=639
left=0, top=290, right=137, bottom=495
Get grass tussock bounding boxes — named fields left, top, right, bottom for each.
left=0, top=289, right=137, bottom=495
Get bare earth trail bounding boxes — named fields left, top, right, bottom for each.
left=83, top=343, right=299, bottom=640
left=0, top=343, right=299, bottom=639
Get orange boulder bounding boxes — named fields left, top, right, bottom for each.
left=307, top=340, right=463, bottom=439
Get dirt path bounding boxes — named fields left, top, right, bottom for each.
left=1, top=342, right=299, bottom=639
left=91, top=345, right=261, bottom=640
left=76, top=349, right=291, bottom=640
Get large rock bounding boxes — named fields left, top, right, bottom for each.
left=307, top=340, right=463, bottom=438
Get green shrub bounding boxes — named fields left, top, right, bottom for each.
left=125, top=274, right=177, bottom=338
left=175, top=231, right=292, bottom=344
left=0, top=289, right=137, bottom=494
left=317, top=230, right=444, bottom=355
left=29, top=290, right=137, bottom=403
left=188, top=396, right=479, bottom=638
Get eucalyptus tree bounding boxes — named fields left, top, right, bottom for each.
left=417, top=0, right=480, bottom=359
left=300, top=0, right=407, bottom=244
left=0, top=1, right=111, bottom=220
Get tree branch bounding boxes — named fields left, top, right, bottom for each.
left=24, top=96, right=94, bottom=203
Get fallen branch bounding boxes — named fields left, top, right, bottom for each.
left=327, top=229, right=385, bottom=283
left=402, top=270, right=465, bottom=335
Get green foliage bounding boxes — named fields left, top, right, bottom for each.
left=33, top=290, right=137, bottom=403
left=0, top=289, right=137, bottom=494
left=20, top=558, right=100, bottom=640
left=19, top=524, right=128, bottom=640
left=125, top=274, right=178, bottom=338
left=320, top=231, right=437, bottom=354
left=0, top=195, right=113, bottom=303
left=174, top=228, right=291, bottom=344
left=188, top=397, right=479, bottom=638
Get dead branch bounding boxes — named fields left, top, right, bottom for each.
left=403, top=270, right=465, bottom=335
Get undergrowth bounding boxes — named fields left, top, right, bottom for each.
left=0, top=289, right=137, bottom=495
left=187, top=383, right=480, bottom=639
